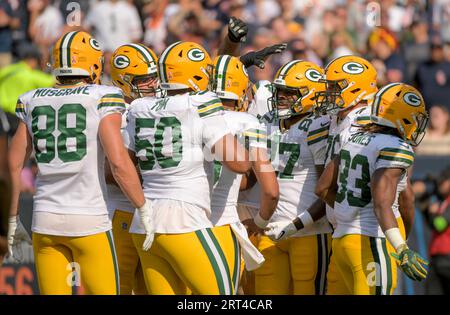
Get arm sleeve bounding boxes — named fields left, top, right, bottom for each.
left=241, top=121, right=267, bottom=150
left=375, top=146, right=414, bottom=171
left=15, top=95, right=27, bottom=123
left=97, top=92, right=126, bottom=120
left=306, top=121, right=330, bottom=165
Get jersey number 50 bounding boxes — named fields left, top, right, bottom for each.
left=134, top=117, right=183, bottom=170
left=31, top=104, right=86, bottom=163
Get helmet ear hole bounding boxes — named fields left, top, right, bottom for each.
left=403, top=118, right=412, bottom=125
left=178, top=50, right=183, bottom=57
left=193, top=75, right=202, bottom=81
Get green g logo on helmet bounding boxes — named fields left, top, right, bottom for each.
left=305, top=69, right=322, bottom=82
left=187, top=48, right=205, bottom=62
left=403, top=92, right=422, bottom=107
left=89, top=38, right=101, bottom=51
left=113, top=55, right=130, bottom=69
left=342, top=62, right=364, bottom=74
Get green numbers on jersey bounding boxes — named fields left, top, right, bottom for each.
left=268, top=137, right=300, bottom=180
left=135, top=117, right=183, bottom=170
left=277, top=142, right=300, bottom=179
left=31, top=104, right=87, bottom=163
left=335, top=149, right=371, bottom=207
left=325, top=134, right=339, bottom=162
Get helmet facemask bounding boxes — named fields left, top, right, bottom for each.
left=404, top=112, right=429, bottom=146
left=131, top=73, right=159, bottom=98
left=315, top=78, right=348, bottom=115
left=271, top=84, right=309, bottom=119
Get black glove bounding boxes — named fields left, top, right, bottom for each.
left=228, top=16, right=248, bottom=43
left=239, top=43, right=287, bottom=69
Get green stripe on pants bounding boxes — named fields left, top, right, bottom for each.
left=195, top=230, right=226, bottom=294
left=106, top=230, right=120, bottom=295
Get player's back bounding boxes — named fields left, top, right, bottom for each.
left=333, top=130, right=414, bottom=238
left=209, top=111, right=266, bottom=226
left=16, top=84, right=125, bottom=215
left=126, top=91, right=228, bottom=212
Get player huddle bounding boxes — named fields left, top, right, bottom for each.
left=6, top=25, right=429, bottom=295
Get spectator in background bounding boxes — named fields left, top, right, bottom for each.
left=445, top=41, right=450, bottom=62
left=415, top=41, right=450, bottom=110
left=369, top=27, right=406, bottom=85
left=167, top=0, right=221, bottom=48
left=415, top=105, right=450, bottom=156
left=432, top=0, right=450, bottom=43
left=9, top=0, right=31, bottom=56
left=329, top=31, right=355, bottom=61
left=142, top=0, right=171, bottom=54
left=288, top=38, right=322, bottom=67
left=0, top=44, right=54, bottom=115
left=425, top=167, right=450, bottom=295
left=0, top=0, right=20, bottom=68
left=403, top=19, right=431, bottom=83
left=84, top=0, right=142, bottom=79
left=254, top=0, right=280, bottom=26
left=28, top=0, right=64, bottom=69
left=84, top=0, right=142, bottom=52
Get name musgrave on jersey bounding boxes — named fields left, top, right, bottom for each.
left=33, top=86, right=90, bottom=98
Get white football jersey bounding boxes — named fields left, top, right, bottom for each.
left=208, top=111, right=267, bottom=226
left=247, top=80, right=273, bottom=119
left=124, top=91, right=231, bottom=234
left=324, top=106, right=371, bottom=228
left=332, top=130, right=414, bottom=238
left=106, top=103, right=135, bottom=214
left=265, top=112, right=333, bottom=236
left=237, top=81, right=273, bottom=210
left=16, top=84, right=126, bottom=218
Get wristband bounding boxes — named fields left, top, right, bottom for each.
left=385, top=228, right=406, bottom=252
left=298, top=211, right=314, bottom=228
left=254, top=212, right=269, bottom=229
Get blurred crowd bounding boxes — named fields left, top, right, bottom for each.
left=0, top=0, right=450, bottom=293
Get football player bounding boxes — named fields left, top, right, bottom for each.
left=264, top=56, right=381, bottom=294
left=253, top=60, right=332, bottom=295
left=7, top=31, right=153, bottom=294
left=107, top=43, right=159, bottom=295
left=316, top=83, right=429, bottom=294
left=124, top=41, right=251, bottom=295
left=208, top=55, right=279, bottom=293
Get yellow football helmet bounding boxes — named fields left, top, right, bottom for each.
left=52, top=31, right=103, bottom=84
left=271, top=60, right=325, bottom=118
left=210, top=55, right=249, bottom=111
left=317, top=55, right=378, bottom=114
left=110, top=44, right=158, bottom=98
left=158, top=41, right=212, bottom=92
left=371, top=83, right=429, bottom=146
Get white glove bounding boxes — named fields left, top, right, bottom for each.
left=264, top=221, right=297, bottom=241
left=7, top=216, right=32, bottom=262
left=137, top=200, right=154, bottom=251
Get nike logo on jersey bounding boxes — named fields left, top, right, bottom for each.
left=320, top=121, right=330, bottom=127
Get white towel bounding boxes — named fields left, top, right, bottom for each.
left=230, top=222, right=265, bottom=271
